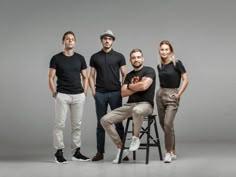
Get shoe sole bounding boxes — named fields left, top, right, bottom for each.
left=72, top=157, right=91, bottom=162
left=92, top=159, right=104, bottom=161
left=54, top=158, right=68, bottom=164
left=164, top=161, right=171, bottom=163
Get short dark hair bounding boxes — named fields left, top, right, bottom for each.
left=62, top=31, right=76, bottom=41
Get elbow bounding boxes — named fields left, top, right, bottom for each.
left=121, top=91, right=126, bottom=97
left=140, top=84, right=149, bottom=91
left=121, top=90, right=128, bottom=97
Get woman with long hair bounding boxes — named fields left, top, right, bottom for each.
left=156, top=40, right=189, bottom=163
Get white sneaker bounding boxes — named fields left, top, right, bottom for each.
left=112, top=149, right=129, bottom=164
left=164, top=153, right=172, bottom=163
left=129, top=136, right=140, bottom=151
left=171, top=152, right=177, bottom=160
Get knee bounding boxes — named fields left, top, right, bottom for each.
left=132, top=107, right=143, bottom=116
left=100, top=116, right=110, bottom=128
left=54, top=123, right=65, bottom=130
left=164, top=122, right=173, bottom=131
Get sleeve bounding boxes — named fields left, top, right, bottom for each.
left=119, top=54, right=126, bottom=66
left=124, top=73, right=131, bottom=85
left=176, top=60, right=186, bottom=74
left=90, top=55, right=95, bottom=67
left=49, top=56, right=56, bottom=69
left=81, top=56, right=87, bottom=70
left=144, top=67, right=156, bottom=80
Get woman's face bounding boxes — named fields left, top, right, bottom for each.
left=159, top=44, right=171, bottom=60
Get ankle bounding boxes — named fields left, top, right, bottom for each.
left=116, top=142, right=122, bottom=149
left=55, top=149, right=63, bottom=155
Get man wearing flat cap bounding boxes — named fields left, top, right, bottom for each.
left=89, top=30, right=127, bottom=161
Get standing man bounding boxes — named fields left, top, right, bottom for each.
left=48, top=31, right=90, bottom=163
left=89, top=30, right=127, bottom=161
left=101, top=49, right=156, bottom=163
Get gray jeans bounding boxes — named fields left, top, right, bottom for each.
left=53, top=92, right=85, bottom=151
left=101, top=102, right=153, bottom=146
left=156, top=88, right=180, bottom=151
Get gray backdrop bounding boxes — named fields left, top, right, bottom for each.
left=1, top=0, right=235, bottom=156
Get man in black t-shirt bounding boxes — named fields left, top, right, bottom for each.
left=101, top=49, right=156, bottom=163
left=89, top=30, right=127, bottom=161
left=48, top=31, right=90, bottom=163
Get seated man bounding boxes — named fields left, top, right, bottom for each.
left=101, top=48, right=156, bottom=163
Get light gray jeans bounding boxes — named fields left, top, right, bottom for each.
left=156, top=88, right=180, bottom=151
left=53, top=92, right=85, bottom=151
left=101, top=102, right=153, bottom=146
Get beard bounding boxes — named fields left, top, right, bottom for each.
left=103, top=42, right=112, bottom=49
left=132, top=61, right=143, bottom=69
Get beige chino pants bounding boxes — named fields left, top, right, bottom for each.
left=101, top=102, right=153, bottom=146
left=53, top=92, right=85, bottom=151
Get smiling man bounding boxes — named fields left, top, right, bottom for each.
left=100, top=48, right=156, bottom=163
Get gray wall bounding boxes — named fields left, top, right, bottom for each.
left=1, top=0, right=235, bottom=155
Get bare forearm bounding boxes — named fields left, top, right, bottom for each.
left=121, top=84, right=136, bottom=97
left=49, top=78, right=56, bottom=93
left=178, top=79, right=189, bottom=97
left=83, top=78, right=88, bottom=96
left=129, top=82, right=146, bottom=92
left=89, top=77, right=96, bottom=96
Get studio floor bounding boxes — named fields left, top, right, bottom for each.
left=0, top=142, right=235, bottom=177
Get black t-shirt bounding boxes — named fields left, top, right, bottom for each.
left=49, top=52, right=87, bottom=94
left=124, top=66, right=156, bottom=106
left=90, top=49, right=126, bottom=92
left=157, top=60, right=186, bottom=88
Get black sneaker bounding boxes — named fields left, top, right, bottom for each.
left=54, top=149, right=68, bottom=164
left=72, top=148, right=90, bottom=162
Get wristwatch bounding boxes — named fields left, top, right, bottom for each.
left=53, top=92, right=57, bottom=98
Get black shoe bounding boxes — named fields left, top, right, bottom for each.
left=123, top=155, right=129, bottom=161
left=92, top=152, right=104, bottom=161
left=54, top=149, right=68, bottom=164
left=72, top=148, right=90, bottom=162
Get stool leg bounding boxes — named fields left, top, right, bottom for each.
left=132, top=120, right=136, bottom=160
left=133, top=151, right=136, bottom=160
left=118, top=118, right=130, bottom=163
left=154, top=118, right=163, bottom=161
left=146, top=118, right=151, bottom=164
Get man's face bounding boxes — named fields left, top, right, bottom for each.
left=63, top=34, right=76, bottom=50
left=101, top=36, right=113, bottom=49
left=130, top=51, right=144, bottom=69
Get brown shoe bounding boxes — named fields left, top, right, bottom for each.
left=92, top=152, right=104, bottom=161
left=123, top=156, right=129, bottom=161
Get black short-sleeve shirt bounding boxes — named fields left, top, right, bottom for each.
left=49, top=52, right=87, bottom=94
left=124, top=66, right=156, bottom=106
left=157, top=60, right=186, bottom=88
left=90, top=49, right=126, bottom=92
